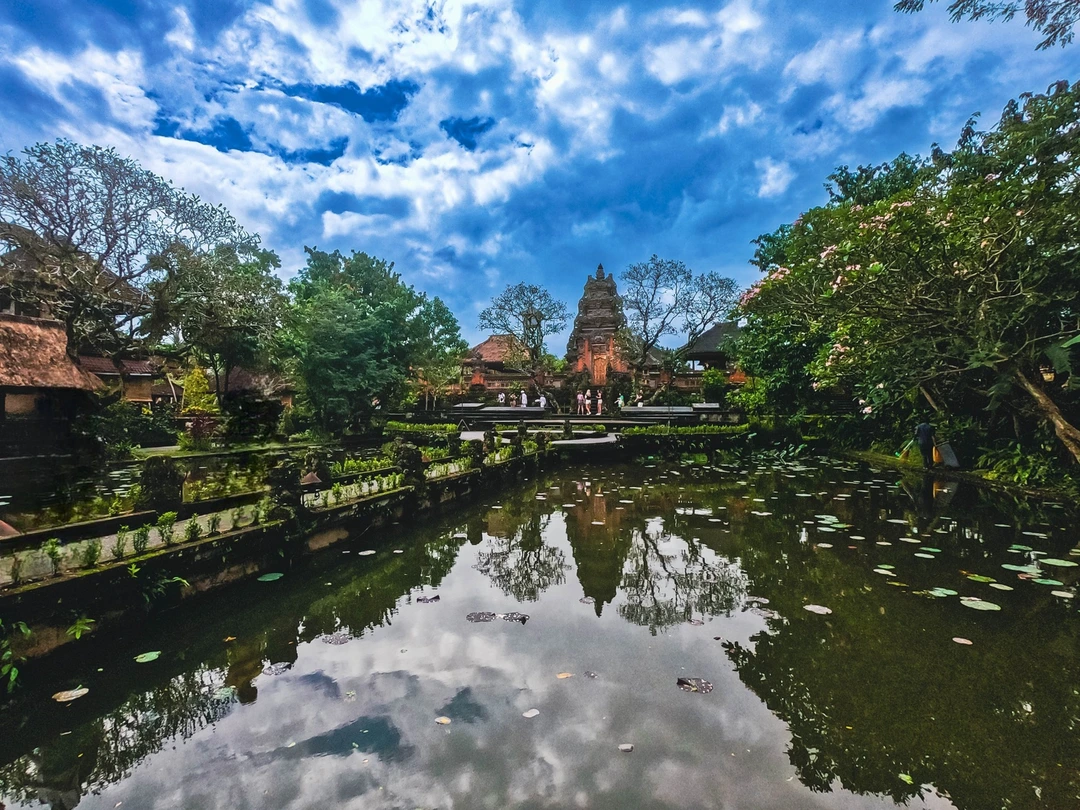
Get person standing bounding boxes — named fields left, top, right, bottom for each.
left=497, top=392, right=505, bottom=406
left=585, top=389, right=592, bottom=415
left=915, top=421, right=936, bottom=470
left=616, top=393, right=625, bottom=409
left=596, top=390, right=603, bottom=416
left=538, top=393, right=547, bottom=410
left=576, top=391, right=585, bottom=414
left=521, top=390, right=528, bottom=407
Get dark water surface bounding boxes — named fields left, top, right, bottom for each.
left=2, top=458, right=1079, bottom=810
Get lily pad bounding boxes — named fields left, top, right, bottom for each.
left=929, top=587, right=958, bottom=597
left=914, top=553, right=936, bottom=559
left=960, top=597, right=1002, bottom=611
left=966, top=574, right=996, bottom=583
left=676, top=677, right=714, bottom=693
left=618, top=743, right=634, bottom=753
left=1002, top=564, right=1040, bottom=574
left=1041, top=558, right=1078, bottom=568
left=1033, top=578, right=1064, bottom=586
left=257, top=573, right=283, bottom=582
left=357, top=550, right=376, bottom=556
left=1051, top=590, right=1075, bottom=599
left=952, top=637, right=973, bottom=645
left=522, top=708, right=540, bottom=718
left=803, top=604, right=833, bottom=615
left=435, top=716, right=451, bottom=725
left=134, top=651, right=161, bottom=663
left=988, top=583, right=1014, bottom=591
left=556, top=672, right=574, bottom=679
left=899, top=773, right=914, bottom=785
left=416, top=595, right=440, bottom=604
left=52, top=687, right=89, bottom=702
left=816, top=543, right=834, bottom=549
left=466, top=612, right=496, bottom=622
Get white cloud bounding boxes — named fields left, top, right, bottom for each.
left=645, top=0, right=769, bottom=86
left=755, top=157, right=794, bottom=198
left=711, top=101, right=763, bottom=135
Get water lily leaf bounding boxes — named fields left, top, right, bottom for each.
left=873, top=568, right=893, bottom=576
left=988, top=583, right=1014, bottom=591
left=899, top=773, right=914, bottom=785
left=816, top=543, right=834, bottom=549
left=966, top=574, right=996, bottom=583
left=676, top=677, right=714, bottom=693
left=914, top=553, right=936, bottom=559
left=1008, top=544, right=1033, bottom=551
left=878, top=564, right=896, bottom=569
left=358, top=550, right=376, bottom=556
left=257, top=573, right=283, bottom=582
left=618, top=743, right=634, bottom=753
left=1051, top=590, right=1075, bottom=599
left=952, top=637, right=973, bottom=645
left=435, top=716, right=451, bottom=725
left=817, top=526, right=836, bottom=532
left=960, top=597, right=1001, bottom=611
left=1034, top=578, right=1064, bottom=586
left=1041, top=558, right=1078, bottom=567
left=522, top=708, right=540, bottom=718
left=920, top=547, right=942, bottom=553
left=134, top=651, right=161, bottom=663
left=466, top=612, right=496, bottom=622
left=52, top=687, right=89, bottom=702
left=416, top=594, right=440, bottom=604
left=1001, top=564, right=1040, bottom=574
left=556, top=672, right=574, bottom=679
left=803, top=604, right=832, bottom=615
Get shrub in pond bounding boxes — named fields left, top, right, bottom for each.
left=156, top=512, right=178, bottom=546
left=207, top=513, right=221, bottom=535
left=132, top=525, right=151, bottom=555
left=184, top=518, right=202, bottom=543
left=112, top=526, right=129, bottom=560
left=42, top=538, right=64, bottom=576
left=80, top=539, right=102, bottom=568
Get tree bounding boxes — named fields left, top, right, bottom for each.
left=411, top=296, right=468, bottom=409
left=477, top=283, right=569, bottom=367
left=180, top=365, right=219, bottom=415
left=618, top=255, right=739, bottom=378
left=286, top=248, right=465, bottom=430
left=738, top=81, right=1080, bottom=465
left=146, top=245, right=286, bottom=398
left=0, top=140, right=256, bottom=354
left=894, top=0, right=1080, bottom=48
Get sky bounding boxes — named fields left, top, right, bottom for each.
left=0, top=0, right=1073, bottom=348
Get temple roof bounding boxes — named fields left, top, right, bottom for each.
left=0, top=314, right=101, bottom=391
left=683, top=321, right=742, bottom=359
left=469, top=334, right=527, bottom=366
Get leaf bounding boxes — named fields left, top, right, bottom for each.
left=1033, top=578, right=1064, bottom=586
left=522, top=708, right=540, bottom=718
left=1041, top=558, right=1078, bottom=568
left=52, top=687, right=89, bottom=702
left=899, top=773, right=914, bottom=785
left=967, top=574, right=996, bottom=583
left=960, top=597, right=1002, bottom=611
left=676, top=677, right=714, bottom=693
left=803, top=604, right=832, bottom=615
left=435, top=716, right=451, bottom=725
left=257, top=573, right=283, bottom=582
left=952, top=637, right=973, bottom=645
left=134, top=651, right=161, bottom=663
left=1001, top=564, right=1040, bottom=574
left=618, top=743, right=634, bottom=753
left=556, top=672, right=574, bottom=679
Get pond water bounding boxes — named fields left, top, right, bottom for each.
left=2, top=457, right=1079, bottom=810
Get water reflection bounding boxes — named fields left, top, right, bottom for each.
left=1, top=457, right=1078, bottom=810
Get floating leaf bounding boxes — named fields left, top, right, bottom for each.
left=52, top=687, right=89, bottom=702
left=676, top=677, right=714, bottom=693
left=1051, top=591, right=1075, bottom=599
left=873, top=568, right=893, bottom=576
left=133, top=651, right=161, bottom=663
left=988, top=583, right=1014, bottom=591
left=1034, top=578, right=1064, bottom=586
left=960, top=597, right=1001, bottom=611
left=556, top=672, right=574, bottom=679
left=803, top=604, right=832, bottom=615
left=914, top=553, right=936, bottom=559
left=416, top=595, right=440, bottom=604
left=1001, top=564, right=1040, bottom=574
left=1041, top=558, right=1078, bottom=568
left=466, top=612, right=496, bottom=622
left=816, top=543, right=834, bottom=549
left=920, top=547, right=942, bottom=553
left=358, top=550, right=376, bottom=556
left=899, top=773, right=914, bottom=785
left=930, top=588, right=958, bottom=597
left=966, top=574, right=996, bottom=583
left=618, top=743, right=634, bottom=753
left=952, top=637, right=973, bottom=645
left=257, top=573, right=283, bottom=582
left=522, top=708, right=540, bottom=718
left=435, top=716, right=451, bottom=725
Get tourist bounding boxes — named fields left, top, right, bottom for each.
left=616, top=393, right=625, bottom=409
left=497, top=392, right=505, bottom=405
left=576, top=391, right=585, bottom=414
left=915, top=421, right=936, bottom=469
left=596, top=390, right=603, bottom=415
left=538, top=393, right=547, bottom=410
left=521, top=390, right=528, bottom=407
left=585, top=389, right=592, bottom=415
left=635, top=391, right=644, bottom=406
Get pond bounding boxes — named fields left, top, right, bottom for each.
left=2, top=456, right=1078, bottom=810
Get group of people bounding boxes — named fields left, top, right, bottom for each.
left=497, top=390, right=547, bottom=410
left=575, top=389, right=605, bottom=415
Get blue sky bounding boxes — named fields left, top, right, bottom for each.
left=0, top=0, right=1072, bottom=347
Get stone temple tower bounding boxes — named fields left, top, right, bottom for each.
left=565, top=264, right=629, bottom=385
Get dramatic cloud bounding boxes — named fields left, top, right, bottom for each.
left=0, top=0, right=1071, bottom=345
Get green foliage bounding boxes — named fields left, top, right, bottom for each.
left=207, top=513, right=221, bottom=535
left=386, top=421, right=457, bottom=433
left=65, top=615, right=95, bottom=640
left=156, top=511, right=178, bottom=546
left=79, top=538, right=102, bottom=568
left=8, top=554, right=23, bottom=586
left=894, top=0, right=1079, bottom=50
left=138, top=456, right=184, bottom=510
left=132, top=525, right=151, bottom=555
left=180, top=365, right=220, bottom=415
left=178, top=414, right=217, bottom=452
left=1, top=619, right=30, bottom=693
left=478, top=282, right=570, bottom=365
left=623, top=424, right=751, bottom=436
left=736, top=81, right=1080, bottom=465
left=701, top=368, right=728, bottom=404
left=111, top=527, right=129, bottom=560
left=42, top=538, right=63, bottom=576
left=183, top=518, right=202, bottom=543
left=79, top=400, right=177, bottom=459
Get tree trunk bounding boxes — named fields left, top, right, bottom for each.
left=1012, top=366, right=1080, bottom=465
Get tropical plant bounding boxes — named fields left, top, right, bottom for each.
left=42, top=538, right=63, bottom=576
left=183, top=518, right=202, bottom=543
left=208, top=513, right=222, bottom=535
left=111, top=527, right=129, bottom=560
left=132, top=525, right=151, bottom=555
left=66, top=615, right=95, bottom=640
left=79, top=539, right=102, bottom=568
left=1, top=619, right=30, bottom=693
left=156, top=511, right=178, bottom=546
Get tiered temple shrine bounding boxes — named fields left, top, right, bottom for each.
left=565, top=264, right=629, bottom=385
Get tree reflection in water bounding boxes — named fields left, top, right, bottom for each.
left=476, top=506, right=569, bottom=602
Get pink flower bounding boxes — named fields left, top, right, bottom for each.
left=985, top=173, right=1001, bottom=181
left=861, top=406, right=873, bottom=414
left=820, top=245, right=838, bottom=260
